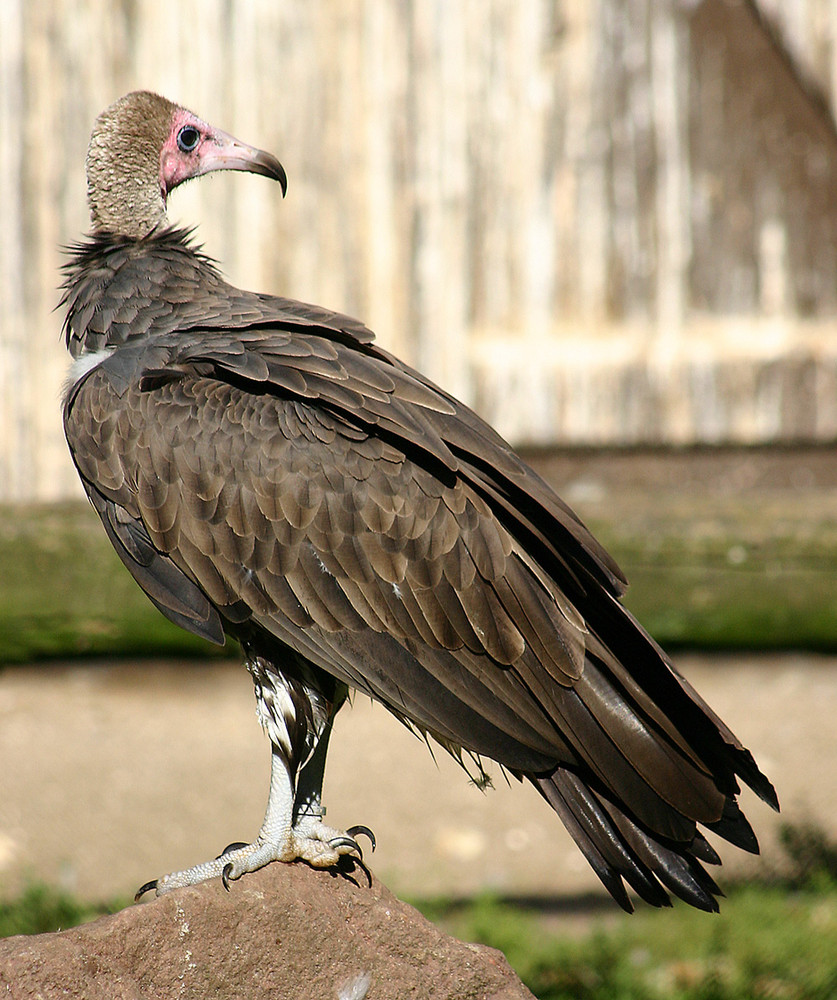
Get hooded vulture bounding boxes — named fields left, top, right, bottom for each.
left=61, top=91, right=778, bottom=909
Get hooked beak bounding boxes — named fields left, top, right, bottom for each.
left=197, top=127, right=287, bottom=196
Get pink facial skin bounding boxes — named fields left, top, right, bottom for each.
left=159, top=107, right=287, bottom=201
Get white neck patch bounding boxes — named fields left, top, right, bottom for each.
left=63, top=347, right=115, bottom=401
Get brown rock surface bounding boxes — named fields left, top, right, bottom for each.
left=0, top=863, right=533, bottom=1000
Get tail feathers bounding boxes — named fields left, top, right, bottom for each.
left=587, top=600, right=779, bottom=813
left=728, top=745, right=780, bottom=813
left=705, top=796, right=760, bottom=854
left=690, top=832, right=722, bottom=866
left=532, top=767, right=728, bottom=913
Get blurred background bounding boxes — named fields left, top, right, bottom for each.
left=1, top=0, right=836, bottom=995
left=4, top=0, right=837, bottom=498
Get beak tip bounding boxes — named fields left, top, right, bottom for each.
left=261, top=153, right=287, bottom=197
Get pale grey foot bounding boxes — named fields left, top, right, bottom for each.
left=136, top=728, right=374, bottom=900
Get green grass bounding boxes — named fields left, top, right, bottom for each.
left=415, top=882, right=837, bottom=1000
left=0, top=882, right=126, bottom=938
left=592, top=500, right=837, bottom=650
left=411, top=823, right=837, bottom=1000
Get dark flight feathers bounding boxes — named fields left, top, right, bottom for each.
left=62, top=228, right=778, bottom=912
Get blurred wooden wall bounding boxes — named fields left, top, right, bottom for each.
left=2, top=0, right=837, bottom=501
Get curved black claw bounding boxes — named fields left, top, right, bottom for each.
left=346, top=825, right=376, bottom=853
left=221, top=862, right=234, bottom=892
left=216, top=841, right=248, bottom=860
left=329, top=834, right=365, bottom=860
left=134, top=879, right=158, bottom=902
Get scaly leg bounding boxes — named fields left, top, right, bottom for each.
left=136, top=667, right=373, bottom=899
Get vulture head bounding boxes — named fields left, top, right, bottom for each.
left=85, top=90, right=287, bottom=239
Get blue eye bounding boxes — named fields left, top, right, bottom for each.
left=177, top=126, right=201, bottom=152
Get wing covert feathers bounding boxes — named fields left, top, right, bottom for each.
left=62, top=228, right=777, bottom=911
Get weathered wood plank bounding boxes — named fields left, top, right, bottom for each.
left=2, top=0, right=837, bottom=499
